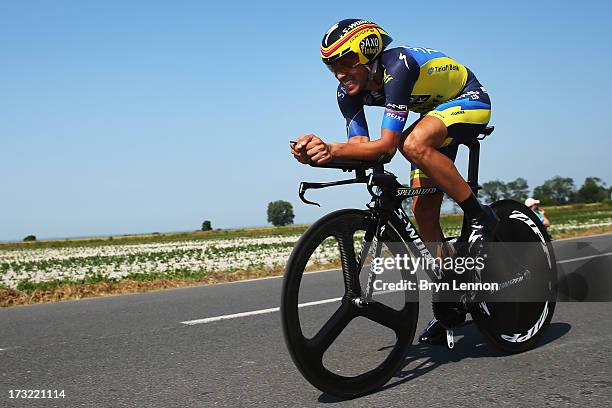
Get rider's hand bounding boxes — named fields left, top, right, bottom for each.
left=303, top=135, right=332, bottom=164
left=291, top=135, right=313, bottom=164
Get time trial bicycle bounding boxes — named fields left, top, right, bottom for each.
left=280, top=126, right=557, bottom=398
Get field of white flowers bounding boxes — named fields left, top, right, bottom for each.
left=0, top=235, right=346, bottom=289
left=1, top=215, right=610, bottom=290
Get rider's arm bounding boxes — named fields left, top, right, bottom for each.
left=338, top=84, right=370, bottom=141
left=348, top=136, right=369, bottom=144
left=330, top=128, right=401, bottom=160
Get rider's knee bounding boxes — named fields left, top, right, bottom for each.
left=402, top=134, right=429, bottom=165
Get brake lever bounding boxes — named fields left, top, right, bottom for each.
left=299, top=178, right=368, bottom=207
left=299, top=182, right=321, bottom=207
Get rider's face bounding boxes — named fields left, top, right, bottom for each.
left=329, top=54, right=367, bottom=95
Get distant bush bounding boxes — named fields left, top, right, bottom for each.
left=201, top=220, right=212, bottom=231
left=576, top=177, right=607, bottom=203
left=533, top=176, right=576, bottom=205
left=267, top=200, right=295, bottom=227
left=23, top=235, right=37, bottom=242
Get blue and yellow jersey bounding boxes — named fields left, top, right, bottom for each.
left=338, top=46, right=491, bottom=137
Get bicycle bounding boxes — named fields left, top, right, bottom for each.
left=280, top=126, right=558, bottom=398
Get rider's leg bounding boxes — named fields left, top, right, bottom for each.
left=401, top=116, right=479, bottom=213
left=410, top=175, right=446, bottom=256
left=406, top=84, right=494, bottom=346
left=401, top=117, right=498, bottom=249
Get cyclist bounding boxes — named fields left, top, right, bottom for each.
left=290, top=18, right=498, bottom=344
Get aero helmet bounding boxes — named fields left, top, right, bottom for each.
left=320, top=19, right=392, bottom=66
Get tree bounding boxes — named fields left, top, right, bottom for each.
left=505, top=177, right=530, bottom=202
left=576, top=177, right=607, bottom=203
left=532, top=176, right=575, bottom=205
left=23, top=235, right=36, bottom=242
left=481, top=180, right=507, bottom=203
left=267, top=200, right=295, bottom=226
left=201, top=220, right=212, bottom=231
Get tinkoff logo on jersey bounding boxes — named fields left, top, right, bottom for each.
left=359, top=34, right=380, bottom=60
left=427, top=64, right=459, bottom=75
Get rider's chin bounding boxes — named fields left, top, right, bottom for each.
left=342, top=79, right=358, bottom=94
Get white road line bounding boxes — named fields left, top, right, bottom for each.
left=181, top=289, right=400, bottom=326
left=557, top=252, right=612, bottom=264
left=181, top=297, right=342, bottom=326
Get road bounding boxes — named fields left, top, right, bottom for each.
left=1, top=234, right=611, bottom=407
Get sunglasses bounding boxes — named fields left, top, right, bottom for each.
left=326, top=60, right=361, bottom=74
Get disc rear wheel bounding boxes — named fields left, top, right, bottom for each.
left=472, top=200, right=557, bottom=353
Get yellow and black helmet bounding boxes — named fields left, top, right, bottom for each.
left=320, top=19, right=392, bottom=66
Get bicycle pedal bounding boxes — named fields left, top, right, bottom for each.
left=446, top=328, right=454, bottom=349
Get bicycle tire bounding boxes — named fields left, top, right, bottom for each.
left=280, top=209, right=419, bottom=398
left=472, top=199, right=557, bottom=353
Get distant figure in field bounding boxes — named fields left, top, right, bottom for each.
left=525, top=197, right=551, bottom=228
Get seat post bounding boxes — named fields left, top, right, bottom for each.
left=466, top=139, right=480, bottom=186
left=465, top=126, right=493, bottom=195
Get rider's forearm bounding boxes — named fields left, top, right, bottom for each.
left=347, top=136, right=370, bottom=144
left=330, top=138, right=397, bottom=161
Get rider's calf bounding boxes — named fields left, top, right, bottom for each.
left=412, top=192, right=444, bottom=246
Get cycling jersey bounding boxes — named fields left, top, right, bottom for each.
left=337, top=46, right=491, bottom=181
left=337, top=46, right=491, bottom=136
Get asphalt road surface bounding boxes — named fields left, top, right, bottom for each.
left=1, top=234, right=611, bottom=407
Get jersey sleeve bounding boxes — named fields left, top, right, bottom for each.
left=337, top=84, right=369, bottom=139
left=380, top=49, right=420, bottom=134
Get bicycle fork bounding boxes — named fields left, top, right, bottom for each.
left=352, top=216, right=385, bottom=308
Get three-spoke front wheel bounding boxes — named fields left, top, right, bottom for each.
left=280, top=209, right=418, bottom=398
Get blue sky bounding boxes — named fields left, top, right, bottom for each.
left=1, top=0, right=611, bottom=241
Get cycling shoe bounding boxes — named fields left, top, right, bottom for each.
left=418, top=318, right=447, bottom=345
